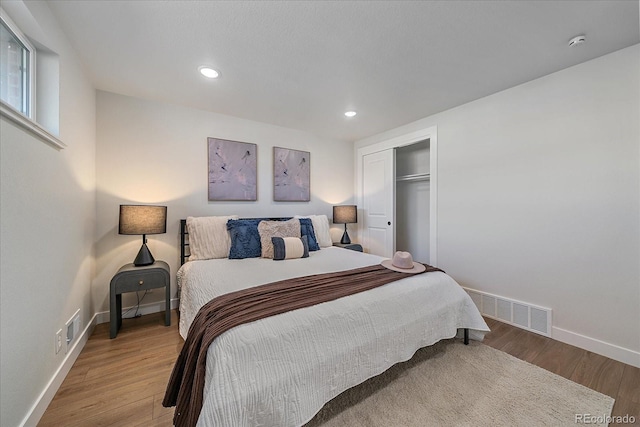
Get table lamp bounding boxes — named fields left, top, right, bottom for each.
left=333, top=205, right=357, bottom=244
left=119, top=205, right=167, bottom=266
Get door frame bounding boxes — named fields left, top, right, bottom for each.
left=355, top=125, right=438, bottom=265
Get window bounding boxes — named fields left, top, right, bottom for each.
left=0, top=6, right=62, bottom=148
left=0, top=8, right=35, bottom=118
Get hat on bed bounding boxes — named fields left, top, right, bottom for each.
left=381, top=251, right=426, bottom=273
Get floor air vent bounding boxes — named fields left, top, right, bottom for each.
left=465, top=288, right=552, bottom=337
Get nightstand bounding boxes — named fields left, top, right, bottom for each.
left=333, top=242, right=363, bottom=252
left=110, top=261, right=170, bottom=339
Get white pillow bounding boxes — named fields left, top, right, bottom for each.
left=296, top=214, right=332, bottom=248
left=186, top=215, right=238, bottom=260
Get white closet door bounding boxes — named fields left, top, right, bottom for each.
left=362, top=149, right=395, bottom=257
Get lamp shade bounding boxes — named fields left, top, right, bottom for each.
left=333, top=205, right=357, bottom=224
left=119, top=205, right=167, bottom=235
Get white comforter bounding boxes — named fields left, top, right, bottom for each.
left=178, top=247, right=489, bottom=427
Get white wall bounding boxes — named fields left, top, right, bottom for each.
left=356, top=45, right=640, bottom=364
left=0, top=2, right=96, bottom=426
left=95, top=91, right=353, bottom=313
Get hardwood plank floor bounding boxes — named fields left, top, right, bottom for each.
left=39, top=312, right=182, bottom=427
left=38, top=312, right=639, bottom=426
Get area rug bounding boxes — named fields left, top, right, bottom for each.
left=305, top=340, right=614, bottom=427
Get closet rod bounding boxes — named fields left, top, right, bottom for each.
left=396, top=173, right=430, bottom=182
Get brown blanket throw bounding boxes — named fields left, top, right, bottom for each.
left=163, top=263, right=442, bottom=427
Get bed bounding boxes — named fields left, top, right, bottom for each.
left=170, top=217, right=489, bottom=426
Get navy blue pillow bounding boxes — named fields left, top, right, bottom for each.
left=298, top=218, right=320, bottom=251
left=272, top=235, right=309, bottom=260
left=227, top=219, right=263, bottom=259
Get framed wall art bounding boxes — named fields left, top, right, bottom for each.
left=273, top=146, right=310, bottom=202
left=208, top=137, right=257, bottom=201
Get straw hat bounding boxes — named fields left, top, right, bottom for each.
left=381, top=251, right=426, bottom=273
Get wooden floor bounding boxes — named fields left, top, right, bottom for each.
left=38, top=311, right=639, bottom=426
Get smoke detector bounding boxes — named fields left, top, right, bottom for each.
left=568, top=35, right=586, bottom=47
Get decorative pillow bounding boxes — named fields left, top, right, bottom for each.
left=272, top=235, right=309, bottom=260
left=227, top=219, right=264, bottom=259
left=296, top=215, right=332, bottom=248
left=298, top=218, right=320, bottom=251
left=258, top=218, right=301, bottom=259
left=186, top=215, right=239, bottom=260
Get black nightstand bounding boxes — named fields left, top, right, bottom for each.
left=333, top=242, right=363, bottom=252
left=109, top=261, right=170, bottom=338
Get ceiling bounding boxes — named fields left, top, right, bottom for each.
left=48, top=1, right=639, bottom=142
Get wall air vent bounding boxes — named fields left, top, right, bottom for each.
left=464, top=288, right=552, bottom=337
left=481, top=294, right=497, bottom=317
left=65, top=309, right=81, bottom=354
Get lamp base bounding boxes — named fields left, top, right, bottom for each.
left=340, top=225, right=351, bottom=244
left=134, top=243, right=155, bottom=266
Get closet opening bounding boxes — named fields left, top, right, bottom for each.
left=356, top=124, right=437, bottom=264
left=395, top=139, right=430, bottom=264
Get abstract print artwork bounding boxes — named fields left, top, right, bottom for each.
left=208, top=138, right=257, bottom=201
left=273, top=147, right=310, bottom=202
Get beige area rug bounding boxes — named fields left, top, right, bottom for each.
left=305, top=340, right=614, bottom=427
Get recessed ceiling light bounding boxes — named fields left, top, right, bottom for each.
left=344, top=111, right=357, bottom=118
left=199, top=66, right=220, bottom=79
left=568, top=35, right=586, bottom=47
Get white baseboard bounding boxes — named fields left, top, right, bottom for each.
left=95, top=298, right=180, bottom=324
left=552, top=326, right=640, bottom=368
left=20, top=313, right=98, bottom=427
left=20, top=298, right=180, bottom=427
